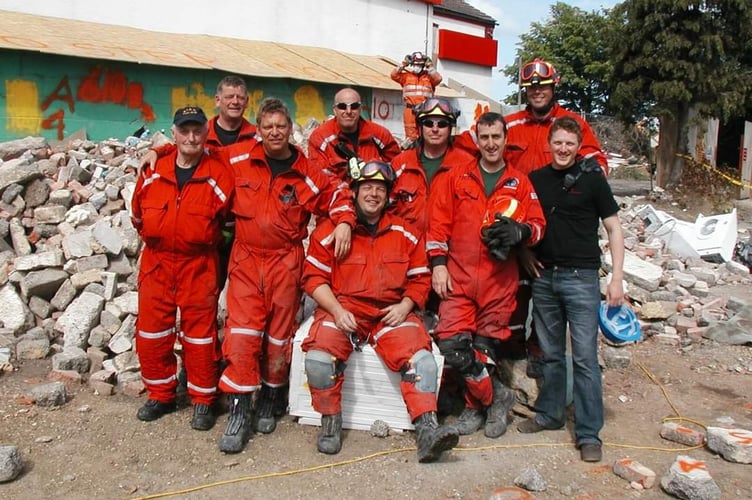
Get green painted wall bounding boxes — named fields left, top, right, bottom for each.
left=1, top=49, right=372, bottom=142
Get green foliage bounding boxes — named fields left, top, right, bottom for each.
left=610, top=0, right=752, bottom=124
left=500, top=2, right=618, bottom=114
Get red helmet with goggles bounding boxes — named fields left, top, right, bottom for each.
left=520, top=58, right=560, bottom=87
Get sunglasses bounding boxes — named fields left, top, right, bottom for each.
left=421, top=119, right=451, bottom=129
left=521, top=60, right=555, bottom=81
left=334, top=102, right=362, bottom=111
left=355, top=161, right=396, bottom=182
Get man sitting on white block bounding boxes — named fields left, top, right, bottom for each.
left=301, top=160, right=459, bottom=463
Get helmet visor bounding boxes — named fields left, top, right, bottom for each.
left=521, top=60, right=555, bottom=81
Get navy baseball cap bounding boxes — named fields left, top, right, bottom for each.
left=173, top=106, right=208, bottom=126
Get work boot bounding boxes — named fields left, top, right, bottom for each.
left=414, top=411, right=459, bottom=463
left=218, top=393, right=253, bottom=453
left=317, top=413, right=342, bottom=455
left=454, top=407, right=485, bottom=435
left=485, top=378, right=516, bottom=438
left=136, top=399, right=176, bottom=422
left=191, top=402, right=216, bottom=431
left=254, top=384, right=286, bottom=434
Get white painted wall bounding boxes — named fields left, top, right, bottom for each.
left=1, top=0, right=495, bottom=98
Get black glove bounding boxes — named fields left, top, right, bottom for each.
left=494, top=216, right=532, bottom=247
left=481, top=234, right=511, bottom=261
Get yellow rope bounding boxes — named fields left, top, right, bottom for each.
left=133, top=347, right=705, bottom=499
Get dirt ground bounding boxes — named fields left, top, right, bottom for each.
left=2, top=177, right=751, bottom=500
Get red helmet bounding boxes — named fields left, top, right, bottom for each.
left=480, top=194, right=526, bottom=235
left=411, top=51, right=427, bottom=65
left=520, top=58, right=560, bottom=87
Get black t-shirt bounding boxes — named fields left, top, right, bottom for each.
left=266, top=148, right=298, bottom=178
left=214, top=122, right=240, bottom=146
left=529, top=159, right=619, bottom=269
left=175, top=162, right=199, bottom=190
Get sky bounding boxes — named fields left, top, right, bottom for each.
left=464, top=0, right=619, bottom=102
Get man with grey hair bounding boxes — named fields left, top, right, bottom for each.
left=217, top=98, right=356, bottom=454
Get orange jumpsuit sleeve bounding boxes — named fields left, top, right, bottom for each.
left=425, top=167, right=457, bottom=266
left=302, top=223, right=335, bottom=297
left=404, top=231, right=432, bottom=309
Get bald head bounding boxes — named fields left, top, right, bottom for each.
left=333, top=88, right=362, bottom=133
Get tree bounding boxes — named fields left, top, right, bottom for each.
left=501, top=2, right=617, bottom=114
left=610, top=0, right=752, bottom=188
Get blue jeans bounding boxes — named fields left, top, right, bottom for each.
left=532, top=267, right=603, bottom=446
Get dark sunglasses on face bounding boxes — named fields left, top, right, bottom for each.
left=421, top=119, right=451, bottom=129
left=335, top=102, right=362, bottom=111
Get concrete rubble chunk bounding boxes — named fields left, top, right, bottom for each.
left=112, top=292, right=138, bottom=315
left=0, top=445, right=23, bottom=483
left=33, top=205, right=68, bottom=225
left=48, top=189, right=73, bottom=208
left=705, top=427, right=752, bottom=464
left=62, top=230, right=94, bottom=259
left=14, top=250, right=65, bottom=271
left=20, top=269, right=69, bottom=301
left=51, top=347, right=91, bottom=374
left=0, top=158, right=42, bottom=192
left=16, top=335, right=50, bottom=360
left=660, top=455, right=721, bottom=500
left=0, top=283, right=33, bottom=335
left=660, top=422, right=705, bottom=446
left=75, top=254, right=109, bottom=273
left=513, top=466, right=547, bottom=492
left=9, top=219, right=31, bottom=256
left=50, top=278, right=76, bottom=311
left=27, top=381, right=67, bottom=407
left=70, top=269, right=103, bottom=290
left=55, top=291, right=105, bottom=349
left=92, top=219, right=123, bottom=255
left=108, top=314, right=136, bottom=354
left=607, top=250, right=663, bottom=292
left=613, top=458, right=656, bottom=489
left=0, top=136, right=47, bottom=160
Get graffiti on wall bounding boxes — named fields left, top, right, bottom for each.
left=5, top=66, right=156, bottom=139
left=2, top=54, right=355, bottom=142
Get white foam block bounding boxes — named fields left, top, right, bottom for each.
left=289, top=315, right=443, bottom=432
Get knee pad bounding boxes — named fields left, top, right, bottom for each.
left=437, top=336, right=483, bottom=377
left=401, top=349, right=437, bottom=394
left=305, top=350, right=343, bottom=390
left=473, top=335, right=500, bottom=366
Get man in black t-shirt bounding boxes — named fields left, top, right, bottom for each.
left=517, top=116, right=624, bottom=464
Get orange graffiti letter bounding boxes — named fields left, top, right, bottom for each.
left=41, top=76, right=75, bottom=113
left=41, top=109, right=66, bottom=140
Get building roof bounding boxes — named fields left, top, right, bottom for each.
left=434, top=0, right=496, bottom=26
left=0, top=10, right=464, bottom=96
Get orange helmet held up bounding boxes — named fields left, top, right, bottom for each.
left=480, top=194, right=527, bottom=235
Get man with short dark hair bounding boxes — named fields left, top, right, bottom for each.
left=131, top=106, right=233, bottom=431
left=308, top=87, right=400, bottom=182
left=427, top=112, right=546, bottom=439
left=207, top=75, right=257, bottom=147
left=517, top=116, right=624, bottom=463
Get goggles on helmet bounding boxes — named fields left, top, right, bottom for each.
left=415, top=98, right=458, bottom=122
left=350, top=160, right=396, bottom=185
left=520, top=58, right=559, bottom=87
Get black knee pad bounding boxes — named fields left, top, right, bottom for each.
left=473, top=335, right=500, bottom=365
left=437, top=335, right=483, bottom=377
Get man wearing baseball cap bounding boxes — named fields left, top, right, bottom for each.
left=131, top=106, right=234, bottom=431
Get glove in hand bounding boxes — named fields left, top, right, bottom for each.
left=494, top=216, right=531, bottom=247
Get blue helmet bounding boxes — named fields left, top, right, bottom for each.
left=598, top=302, right=642, bottom=344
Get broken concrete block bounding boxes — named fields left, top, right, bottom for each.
left=613, top=458, right=656, bottom=488
left=660, top=455, right=720, bottom=500
left=705, top=427, right=752, bottom=464
left=660, top=422, right=705, bottom=446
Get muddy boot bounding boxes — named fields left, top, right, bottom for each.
left=454, top=407, right=485, bottom=435
left=219, top=393, right=252, bottom=453
left=414, top=411, right=459, bottom=463
left=255, top=384, right=284, bottom=434
left=317, top=414, right=342, bottom=455
left=485, top=378, right=516, bottom=438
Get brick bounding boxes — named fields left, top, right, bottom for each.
left=613, top=458, right=656, bottom=488
left=660, top=422, right=705, bottom=446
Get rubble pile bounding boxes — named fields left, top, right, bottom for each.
left=0, top=133, right=750, bottom=391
